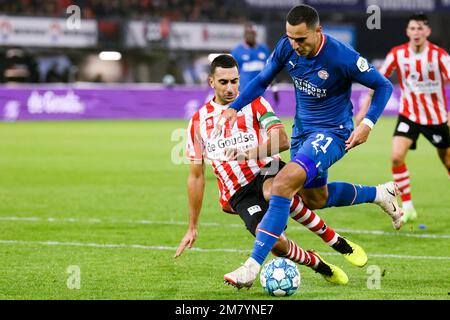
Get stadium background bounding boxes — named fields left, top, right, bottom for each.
left=0, top=0, right=449, bottom=301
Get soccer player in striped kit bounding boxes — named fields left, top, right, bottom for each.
left=175, top=54, right=368, bottom=285
left=357, top=13, right=450, bottom=223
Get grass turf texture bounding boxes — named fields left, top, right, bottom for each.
left=0, top=118, right=449, bottom=300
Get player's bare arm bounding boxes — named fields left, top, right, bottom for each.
left=355, top=90, right=374, bottom=126
left=174, top=161, right=205, bottom=258
left=225, top=126, right=290, bottom=161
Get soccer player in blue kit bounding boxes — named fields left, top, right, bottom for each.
left=231, top=23, right=271, bottom=90
left=216, top=5, right=405, bottom=289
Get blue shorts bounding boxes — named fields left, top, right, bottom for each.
left=290, top=130, right=350, bottom=188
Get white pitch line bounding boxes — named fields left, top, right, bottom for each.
left=1, top=216, right=449, bottom=240
left=0, top=239, right=449, bottom=261
left=0, top=216, right=227, bottom=227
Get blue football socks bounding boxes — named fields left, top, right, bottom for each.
left=323, top=182, right=376, bottom=208
left=250, top=195, right=291, bottom=265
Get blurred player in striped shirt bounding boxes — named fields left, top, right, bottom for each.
left=357, top=13, right=450, bottom=223
left=175, top=54, right=369, bottom=285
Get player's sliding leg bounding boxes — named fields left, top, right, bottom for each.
left=289, top=194, right=367, bottom=267
left=224, top=162, right=306, bottom=289
left=290, top=194, right=338, bottom=245
left=391, top=136, right=417, bottom=223
left=290, top=195, right=368, bottom=267
left=224, top=234, right=348, bottom=288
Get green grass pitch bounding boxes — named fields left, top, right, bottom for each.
left=0, top=118, right=449, bottom=300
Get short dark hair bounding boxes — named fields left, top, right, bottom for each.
left=407, top=12, right=429, bottom=26
left=286, top=5, right=319, bottom=28
left=210, top=54, right=238, bottom=75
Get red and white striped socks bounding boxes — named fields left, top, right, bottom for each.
left=392, top=163, right=413, bottom=209
left=289, top=194, right=339, bottom=246
left=282, top=239, right=319, bottom=269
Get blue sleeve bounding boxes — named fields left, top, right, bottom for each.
left=348, top=55, right=393, bottom=124
left=229, top=60, right=282, bottom=111
left=231, top=47, right=240, bottom=65
left=230, top=38, right=288, bottom=112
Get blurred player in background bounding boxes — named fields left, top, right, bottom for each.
left=231, top=23, right=271, bottom=91
left=231, top=23, right=280, bottom=107
left=175, top=54, right=370, bottom=285
left=357, top=13, right=450, bottom=223
left=216, top=4, right=403, bottom=289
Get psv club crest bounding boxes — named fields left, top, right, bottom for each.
left=317, top=69, right=329, bottom=80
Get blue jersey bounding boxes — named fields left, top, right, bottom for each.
left=231, top=43, right=270, bottom=91
left=230, top=34, right=393, bottom=136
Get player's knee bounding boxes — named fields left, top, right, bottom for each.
left=271, top=170, right=306, bottom=198
left=271, top=178, right=286, bottom=195
left=391, top=154, right=404, bottom=167
left=271, top=178, right=296, bottom=198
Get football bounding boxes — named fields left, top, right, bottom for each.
left=260, top=257, right=301, bottom=297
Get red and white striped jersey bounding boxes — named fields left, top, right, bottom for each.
left=380, top=42, right=450, bottom=125
left=186, top=96, right=284, bottom=210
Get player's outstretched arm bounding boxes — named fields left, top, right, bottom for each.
left=213, top=58, right=283, bottom=136
left=229, top=64, right=279, bottom=112
left=174, top=161, right=205, bottom=258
